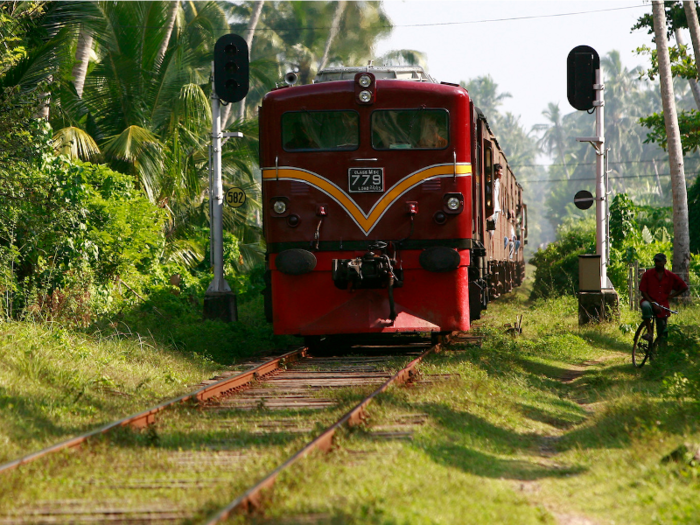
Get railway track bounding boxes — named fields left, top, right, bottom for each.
left=0, top=337, right=451, bottom=524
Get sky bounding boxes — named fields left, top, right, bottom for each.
left=374, top=1, right=658, bottom=132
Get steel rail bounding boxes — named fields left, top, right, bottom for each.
left=0, top=347, right=306, bottom=475
left=204, top=339, right=447, bottom=523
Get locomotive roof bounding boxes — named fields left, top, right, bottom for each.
left=315, top=66, right=436, bottom=83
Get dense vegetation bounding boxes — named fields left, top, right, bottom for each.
left=0, top=1, right=397, bottom=362
left=1, top=0, right=698, bottom=359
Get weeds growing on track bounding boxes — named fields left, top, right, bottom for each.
left=2, top=272, right=699, bottom=523
left=0, top=319, right=219, bottom=463
left=0, top=360, right=412, bottom=522
left=259, top=282, right=700, bottom=524
left=0, top=296, right=300, bottom=464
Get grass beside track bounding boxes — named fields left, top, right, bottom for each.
left=2, top=277, right=699, bottom=523
left=0, top=298, right=296, bottom=464
left=257, top=286, right=700, bottom=524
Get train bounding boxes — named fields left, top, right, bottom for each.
left=259, top=65, right=527, bottom=346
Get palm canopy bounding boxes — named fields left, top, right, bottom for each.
left=2, top=0, right=404, bottom=273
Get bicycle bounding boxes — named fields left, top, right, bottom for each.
left=632, top=302, right=677, bottom=368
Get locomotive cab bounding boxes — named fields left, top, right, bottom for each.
left=259, top=65, right=524, bottom=339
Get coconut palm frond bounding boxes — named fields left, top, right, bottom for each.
left=176, top=83, right=212, bottom=131
left=52, top=126, right=101, bottom=161
left=163, top=237, right=205, bottom=267
left=378, top=49, right=428, bottom=68
left=236, top=241, right=265, bottom=273
left=101, top=125, right=164, bottom=200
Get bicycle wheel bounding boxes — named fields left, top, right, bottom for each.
left=632, top=321, right=654, bottom=368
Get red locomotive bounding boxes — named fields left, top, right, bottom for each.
left=259, top=66, right=526, bottom=344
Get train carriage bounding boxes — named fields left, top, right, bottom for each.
left=259, top=66, right=526, bottom=342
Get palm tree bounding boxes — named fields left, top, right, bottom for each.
left=534, top=103, right=572, bottom=179
left=684, top=1, right=700, bottom=88
left=256, top=1, right=392, bottom=85
left=317, top=0, right=347, bottom=72
left=653, top=0, right=690, bottom=284
left=673, top=28, right=700, bottom=108
left=71, top=30, right=92, bottom=98
left=460, top=75, right=511, bottom=120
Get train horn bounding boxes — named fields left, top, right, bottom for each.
left=284, top=72, right=298, bottom=86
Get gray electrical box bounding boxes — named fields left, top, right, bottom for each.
left=579, top=254, right=601, bottom=292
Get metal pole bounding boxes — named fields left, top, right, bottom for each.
left=594, top=68, right=607, bottom=289
left=209, top=144, right=214, bottom=265
left=207, top=61, right=231, bottom=295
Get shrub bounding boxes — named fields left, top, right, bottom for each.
left=529, top=217, right=595, bottom=299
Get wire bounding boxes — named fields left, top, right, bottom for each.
left=110, top=4, right=650, bottom=33
left=511, top=158, right=671, bottom=168
left=518, top=172, right=677, bottom=183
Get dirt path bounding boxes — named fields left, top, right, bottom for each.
left=514, top=358, right=613, bottom=525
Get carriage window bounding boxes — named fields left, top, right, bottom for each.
left=371, top=109, right=449, bottom=150
left=282, top=111, right=359, bottom=151
left=484, top=146, right=493, bottom=216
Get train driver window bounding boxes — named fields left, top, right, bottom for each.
left=371, top=109, right=449, bottom=150
left=282, top=110, right=359, bottom=151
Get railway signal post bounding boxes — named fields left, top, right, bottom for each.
left=567, top=45, right=619, bottom=323
left=204, top=34, right=249, bottom=323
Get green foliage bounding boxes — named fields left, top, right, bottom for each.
left=113, top=289, right=297, bottom=365
left=529, top=218, right=596, bottom=299
left=609, top=193, right=636, bottom=246
left=0, top=2, right=47, bottom=75
left=636, top=43, right=698, bottom=82
left=0, top=115, right=166, bottom=322
left=530, top=194, right=681, bottom=300
left=688, top=174, right=700, bottom=254
left=640, top=109, right=700, bottom=154
left=632, top=1, right=697, bottom=40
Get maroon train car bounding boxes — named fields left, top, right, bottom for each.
left=259, top=66, right=526, bottom=343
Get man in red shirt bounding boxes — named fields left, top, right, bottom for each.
left=639, top=253, right=688, bottom=341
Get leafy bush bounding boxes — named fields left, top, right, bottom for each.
left=531, top=194, right=681, bottom=300
left=529, top=217, right=595, bottom=299
left=0, top=116, right=166, bottom=322
left=689, top=175, right=700, bottom=255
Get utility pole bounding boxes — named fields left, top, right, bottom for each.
left=203, top=34, right=249, bottom=323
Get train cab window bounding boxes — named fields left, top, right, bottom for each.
left=282, top=110, right=359, bottom=151
left=371, top=109, right=449, bottom=150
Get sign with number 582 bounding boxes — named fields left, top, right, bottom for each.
left=225, top=187, right=246, bottom=207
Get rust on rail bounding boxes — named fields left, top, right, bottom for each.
left=0, top=347, right=307, bottom=475
left=204, top=337, right=449, bottom=523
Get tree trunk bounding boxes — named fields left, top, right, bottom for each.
left=652, top=158, right=664, bottom=198
left=228, top=0, right=264, bottom=126
left=674, top=27, right=700, bottom=109
left=154, top=0, right=179, bottom=71
left=317, top=1, right=347, bottom=72
left=653, top=1, right=690, bottom=286
left=684, top=1, right=700, bottom=78
left=72, top=30, right=93, bottom=98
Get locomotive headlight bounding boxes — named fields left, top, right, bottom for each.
left=358, top=90, right=372, bottom=103
left=446, top=197, right=461, bottom=211
left=358, top=74, right=372, bottom=88
left=273, top=200, right=287, bottom=214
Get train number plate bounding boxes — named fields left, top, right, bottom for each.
left=348, top=168, right=384, bottom=193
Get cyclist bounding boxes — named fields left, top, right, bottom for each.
left=639, top=253, right=688, bottom=342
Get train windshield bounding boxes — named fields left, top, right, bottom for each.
left=282, top=111, right=359, bottom=151
left=371, top=109, right=449, bottom=150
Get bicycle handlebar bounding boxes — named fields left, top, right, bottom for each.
left=652, top=302, right=678, bottom=315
